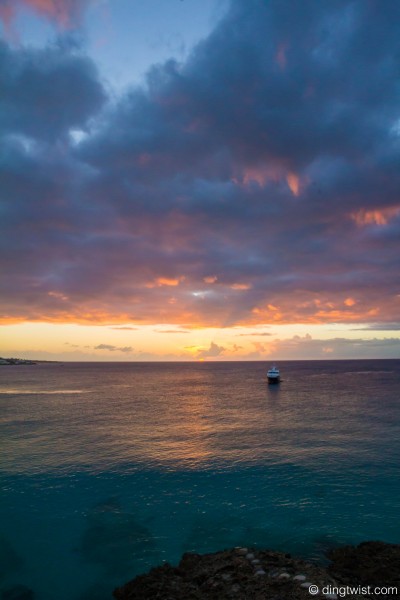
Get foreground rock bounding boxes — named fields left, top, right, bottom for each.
left=328, top=541, right=400, bottom=590
left=114, top=542, right=398, bottom=599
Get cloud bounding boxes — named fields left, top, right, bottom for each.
left=197, top=342, right=225, bottom=358
left=231, top=343, right=242, bottom=352
left=252, top=342, right=268, bottom=354
left=267, top=335, right=400, bottom=360
left=352, top=323, right=400, bottom=331
left=241, top=334, right=400, bottom=360
left=110, top=326, right=138, bottom=331
left=154, top=329, right=190, bottom=334
left=7, top=334, right=400, bottom=362
left=237, top=332, right=271, bottom=337
left=0, top=0, right=93, bottom=33
left=1, top=0, right=400, bottom=332
left=0, top=39, right=106, bottom=141
left=94, top=344, right=133, bottom=353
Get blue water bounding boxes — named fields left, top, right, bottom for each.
left=1, top=360, right=399, bottom=599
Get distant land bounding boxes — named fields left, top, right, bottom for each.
left=0, top=357, right=59, bottom=365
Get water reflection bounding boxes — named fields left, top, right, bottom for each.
left=1, top=361, right=400, bottom=474
left=1, top=363, right=282, bottom=472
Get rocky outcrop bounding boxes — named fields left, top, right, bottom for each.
left=328, top=541, right=400, bottom=590
left=114, top=542, right=400, bottom=599
left=113, top=545, right=362, bottom=599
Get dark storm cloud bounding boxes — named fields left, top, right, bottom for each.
left=1, top=0, right=400, bottom=326
left=83, top=0, right=400, bottom=177
left=0, top=38, right=106, bottom=141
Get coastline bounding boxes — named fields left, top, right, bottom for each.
left=114, top=541, right=400, bottom=599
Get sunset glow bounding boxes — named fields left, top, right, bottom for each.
left=1, top=0, right=400, bottom=360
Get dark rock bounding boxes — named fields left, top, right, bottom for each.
left=114, top=541, right=400, bottom=600
left=328, top=541, right=400, bottom=591
left=113, top=547, right=348, bottom=599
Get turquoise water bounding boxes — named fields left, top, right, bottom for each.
left=1, top=360, right=399, bottom=599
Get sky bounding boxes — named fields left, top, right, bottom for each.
left=1, top=0, right=400, bottom=361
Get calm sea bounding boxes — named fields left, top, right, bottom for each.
left=1, top=360, right=399, bottom=599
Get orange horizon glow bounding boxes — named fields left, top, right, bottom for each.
left=2, top=318, right=399, bottom=363
left=0, top=294, right=395, bottom=329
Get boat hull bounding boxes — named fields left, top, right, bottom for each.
left=267, top=376, right=280, bottom=384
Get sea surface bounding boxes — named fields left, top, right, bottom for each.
left=1, top=360, right=399, bottom=599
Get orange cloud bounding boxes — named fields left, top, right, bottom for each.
left=230, top=283, right=251, bottom=290
left=352, top=206, right=400, bottom=226
left=157, top=277, right=182, bottom=286
left=146, top=276, right=184, bottom=288
left=240, top=164, right=282, bottom=187
left=286, top=172, right=300, bottom=196
left=0, top=282, right=397, bottom=330
left=235, top=165, right=306, bottom=197
left=240, top=291, right=396, bottom=328
left=344, top=297, right=356, bottom=307
left=314, top=309, right=365, bottom=322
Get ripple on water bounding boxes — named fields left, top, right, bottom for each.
left=0, top=360, right=400, bottom=600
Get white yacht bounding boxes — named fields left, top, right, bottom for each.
left=267, top=365, right=280, bottom=384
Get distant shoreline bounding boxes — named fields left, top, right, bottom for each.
left=0, top=357, right=60, bottom=365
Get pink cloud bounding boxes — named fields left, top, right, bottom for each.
left=275, top=41, right=289, bottom=71
left=0, top=0, right=92, bottom=31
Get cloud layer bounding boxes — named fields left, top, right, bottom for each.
left=1, top=0, right=400, bottom=329
left=0, top=0, right=92, bottom=32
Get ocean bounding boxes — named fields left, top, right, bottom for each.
left=1, top=360, right=399, bottom=600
